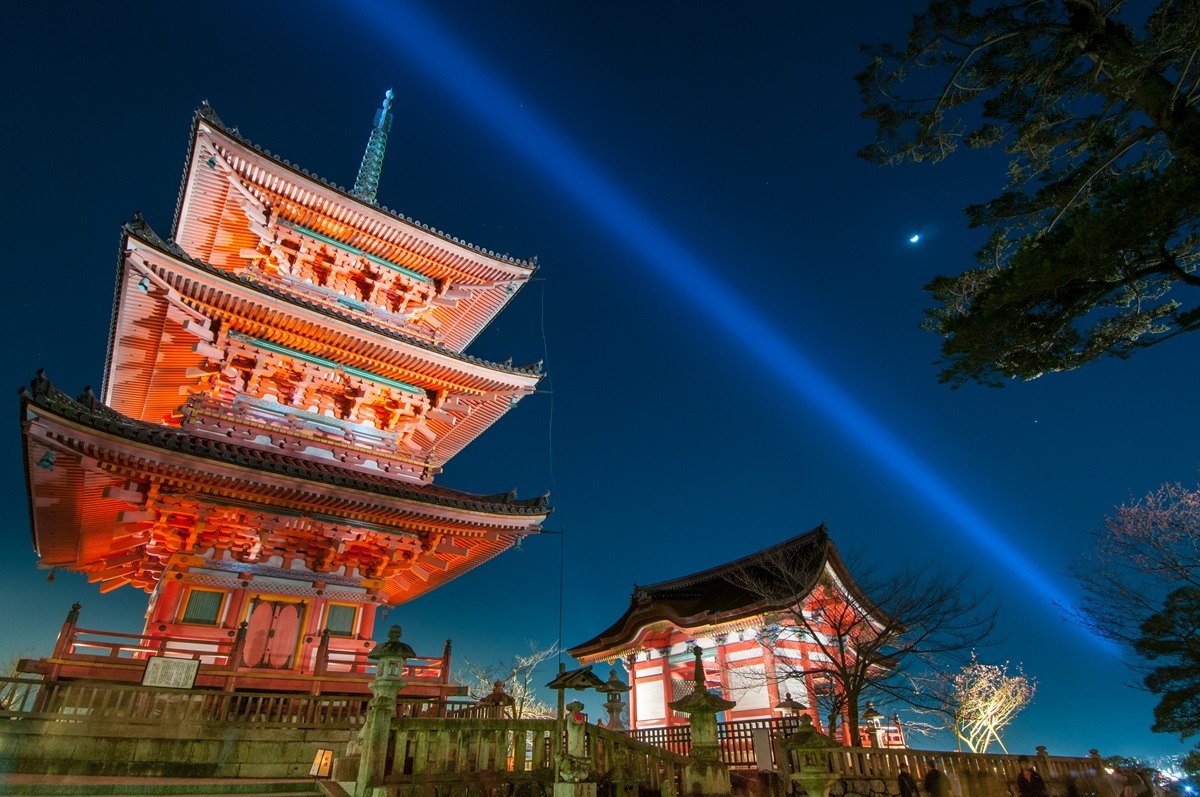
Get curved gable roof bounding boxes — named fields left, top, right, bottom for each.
left=569, top=525, right=844, bottom=662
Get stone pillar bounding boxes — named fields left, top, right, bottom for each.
left=669, top=648, right=736, bottom=796
left=355, top=626, right=414, bottom=797
left=1036, top=745, right=1051, bottom=777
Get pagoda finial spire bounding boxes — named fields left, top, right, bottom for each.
left=351, top=89, right=394, bottom=204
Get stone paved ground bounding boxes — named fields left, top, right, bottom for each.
left=0, top=774, right=325, bottom=796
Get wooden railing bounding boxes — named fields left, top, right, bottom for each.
left=631, top=724, right=693, bottom=758
left=64, top=627, right=236, bottom=664
left=813, top=747, right=1104, bottom=782
left=634, top=719, right=1107, bottom=783
left=385, top=718, right=687, bottom=794
left=0, top=675, right=43, bottom=713
left=632, top=718, right=803, bottom=766
left=0, top=676, right=468, bottom=728
left=60, top=626, right=446, bottom=680
left=39, top=609, right=455, bottom=696
left=588, top=723, right=689, bottom=794
left=390, top=718, right=557, bottom=780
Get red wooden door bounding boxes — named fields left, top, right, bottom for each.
left=241, top=597, right=306, bottom=669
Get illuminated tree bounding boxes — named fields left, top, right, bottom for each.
left=944, top=654, right=1036, bottom=753
left=457, top=640, right=558, bottom=720
left=730, top=546, right=997, bottom=745
left=858, top=0, right=1200, bottom=387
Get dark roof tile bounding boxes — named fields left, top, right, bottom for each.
left=22, top=372, right=551, bottom=517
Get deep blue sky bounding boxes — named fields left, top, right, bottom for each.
left=3, top=0, right=1198, bottom=760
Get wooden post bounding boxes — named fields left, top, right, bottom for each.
left=51, top=603, right=81, bottom=659
left=314, top=629, right=331, bottom=677
left=440, top=639, right=452, bottom=683
left=626, top=654, right=638, bottom=731
left=657, top=647, right=672, bottom=726
left=224, top=621, right=247, bottom=692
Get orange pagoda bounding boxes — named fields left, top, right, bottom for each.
left=19, top=92, right=550, bottom=697
left=568, top=526, right=904, bottom=747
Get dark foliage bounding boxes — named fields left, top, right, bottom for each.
left=859, top=0, right=1200, bottom=386
left=1136, top=587, right=1200, bottom=740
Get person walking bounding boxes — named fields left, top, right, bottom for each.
left=899, top=763, right=919, bottom=797
left=1016, top=756, right=1047, bottom=797
left=924, top=762, right=950, bottom=797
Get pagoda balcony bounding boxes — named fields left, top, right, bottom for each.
left=18, top=606, right=463, bottom=702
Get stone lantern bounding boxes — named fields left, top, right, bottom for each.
left=355, top=626, right=415, bottom=797
left=783, top=715, right=839, bottom=797
left=668, top=647, right=736, bottom=796
left=774, top=691, right=808, bottom=740
left=478, top=679, right=515, bottom=718
left=861, top=701, right=885, bottom=748
left=597, top=668, right=631, bottom=732
left=368, top=625, right=415, bottom=689
left=774, top=693, right=807, bottom=717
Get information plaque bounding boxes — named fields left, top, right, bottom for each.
left=140, top=656, right=200, bottom=689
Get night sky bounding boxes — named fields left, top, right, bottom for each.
left=4, top=1, right=1199, bottom=761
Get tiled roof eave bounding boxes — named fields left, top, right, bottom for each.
left=123, top=221, right=544, bottom=381
left=567, top=592, right=800, bottom=661
left=21, top=375, right=552, bottom=518
left=633, top=526, right=830, bottom=595
left=180, top=105, right=538, bottom=273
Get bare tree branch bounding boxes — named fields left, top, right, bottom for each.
left=728, top=546, right=998, bottom=745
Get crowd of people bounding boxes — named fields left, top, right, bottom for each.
left=895, top=756, right=1048, bottom=797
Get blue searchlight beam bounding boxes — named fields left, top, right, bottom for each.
left=347, top=0, right=1107, bottom=650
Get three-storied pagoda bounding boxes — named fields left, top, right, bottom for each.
left=20, top=93, right=550, bottom=694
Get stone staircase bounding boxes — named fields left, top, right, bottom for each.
left=0, top=776, right=327, bottom=796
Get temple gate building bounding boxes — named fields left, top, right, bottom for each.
left=19, top=93, right=550, bottom=696
left=568, top=526, right=904, bottom=747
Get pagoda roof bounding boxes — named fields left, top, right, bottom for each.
left=103, top=222, right=542, bottom=474
left=178, top=103, right=537, bottom=270
left=118, top=220, right=542, bottom=377
left=567, top=526, right=878, bottom=664
left=26, top=374, right=548, bottom=516
left=171, top=104, right=536, bottom=352
left=21, top=374, right=550, bottom=601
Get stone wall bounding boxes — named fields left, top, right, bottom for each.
left=826, top=768, right=1120, bottom=797
left=0, top=717, right=356, bottom=778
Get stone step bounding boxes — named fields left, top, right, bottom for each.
left=0, top=776, right=324, bottom=796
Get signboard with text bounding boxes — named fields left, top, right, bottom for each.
left=140, top=656, right=200, bottom=689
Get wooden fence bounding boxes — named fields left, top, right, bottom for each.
left=0, top=675, right=472, bottom=728
left=815, top=747, right=1103, bottom=782
left=385, top=718, right=688, bottom=794
left=633, top=718, right=1108, bottom=784
left=633, top=717, right=803, bottom=766
left=56, top=625, right=447, bottom=682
